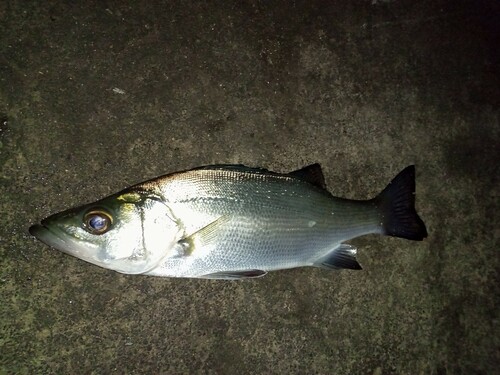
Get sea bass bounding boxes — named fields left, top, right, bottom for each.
left=29, top=164, right=427, bottom=279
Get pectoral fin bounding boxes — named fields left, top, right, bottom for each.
left=178, top=215, right=232, bottom=256
left=200, top=269, right=267, bottom=280
left=314, top=244, right=362, bottom=270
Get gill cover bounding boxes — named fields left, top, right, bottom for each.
left=30, top=190, right=181, bottom=275
left=102, top=191, right=181, bottom=274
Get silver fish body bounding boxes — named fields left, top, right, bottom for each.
left=29, top=164, right=427, bottom=279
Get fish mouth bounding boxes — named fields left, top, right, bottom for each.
left=29, top=222, right=74, bottom=255
left=30, top=221, right=107, bottom=270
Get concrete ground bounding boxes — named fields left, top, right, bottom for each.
left=1, top=1, right=498, bottom=374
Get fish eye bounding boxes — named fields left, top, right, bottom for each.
left=83, top=209, right=113, bottom=235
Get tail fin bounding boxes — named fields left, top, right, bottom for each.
left=374, top=165, right=428, bottom=241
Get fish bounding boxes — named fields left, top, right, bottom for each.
left=29, top=164, right=427, bottom=279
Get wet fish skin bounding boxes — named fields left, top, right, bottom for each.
left=29, top=164, right=427, bottom=279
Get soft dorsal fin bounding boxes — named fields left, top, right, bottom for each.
left=289, top=164, right=327, bottom=189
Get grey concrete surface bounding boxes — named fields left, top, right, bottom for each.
left=1, top=1, right=498, bottom=374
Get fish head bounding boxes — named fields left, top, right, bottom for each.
left=29, top=190, right=181, bottom=274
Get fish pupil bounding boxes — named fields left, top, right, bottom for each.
left=89, top=215, right=107, bottom=231
left=83, top=209, right=112, bottom=234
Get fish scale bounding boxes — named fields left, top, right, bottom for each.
left=141, top=167, right=383, bottom=277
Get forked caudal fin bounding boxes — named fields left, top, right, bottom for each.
left=314, top=166, right=427, bottom=271
left=374, top=165, right=427, bottom=241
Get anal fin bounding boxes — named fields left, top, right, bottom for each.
left=314, top=244, right=362, bottom=270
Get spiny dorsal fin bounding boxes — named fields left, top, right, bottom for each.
left=289, top=163, right=327, bottom=189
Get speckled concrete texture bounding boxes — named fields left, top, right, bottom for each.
left=1, top=1, right=498, bottom=374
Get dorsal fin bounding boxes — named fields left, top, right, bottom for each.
left=289, top=164, right=327, bottom=189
